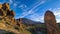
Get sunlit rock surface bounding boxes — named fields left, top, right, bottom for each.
left=0, top=3, right=31, bottom=34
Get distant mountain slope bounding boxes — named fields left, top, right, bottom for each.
left=16, top=18, right=42, bottom=25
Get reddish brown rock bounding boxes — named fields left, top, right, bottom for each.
left=44, top=10, right=60, bottom=34
left=10, top=10, right=15, bottom=17
left=6, top=10, right=15, bottom=17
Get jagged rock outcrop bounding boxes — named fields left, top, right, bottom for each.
left=0, top=2, right=16, bottom=25
left=0, top=3, right=14, bottom=17
left=0, top=3, right=31, bottom=34
left=16, top=18, right=25, bottom=28
left=0, top=3, right=20, bottom=34
left=44, top=10, right=60, bottom=34
left=2, top=3, right=10, bottom=10
left=0, top=9, right=4, bottom=16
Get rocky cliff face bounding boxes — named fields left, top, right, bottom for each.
left=0, top=3, right=16, bottom=26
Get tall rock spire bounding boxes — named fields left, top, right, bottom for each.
left=44, top=10, right=60, bottom=34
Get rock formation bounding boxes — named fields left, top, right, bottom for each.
left=0, top=3, right=15, bottom=21
left=0, top=3, right=31, bottom=34
left=0, top=2, right=21, bottom=34
left=16, top=18, right=23, bottom=29
left=44, top=10, right=60, bottom=34
left=2, top=3, right=10, bottom=10
left=0, top=9, right=4, bottom=16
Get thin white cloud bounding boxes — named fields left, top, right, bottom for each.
left=54, top=11, right=60, bottom=16
left=56, top=19, right=60, bottom=23
left=9, top=0, right=13, bottom=4
left=50, top=8, right=60, bottom=23
left=54, top=10, right=60, bottom=23
left=29, top=14, right=44, bottom=22
left=10, top=0, right=21, bottom=8
left=0, top=2, right=2, bottom=4
left=19, top=4, right=27, bottom=9
left=20, top=0, right=46, bottom=18
left=13, top=3, right=17, bottom=7
left=51, top=8, right=60, bottom=17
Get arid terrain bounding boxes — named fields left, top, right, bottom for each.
left=0, top=3, right=60, bottom=34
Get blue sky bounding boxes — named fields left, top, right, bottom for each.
left=0, top=0, right=60, bottom=23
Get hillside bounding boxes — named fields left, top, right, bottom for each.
left=16, top=18, right=60, bottom=34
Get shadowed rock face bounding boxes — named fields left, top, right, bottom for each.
left=0, top=3, right=15, bottom=17
left=10, top=10, right=15, bottom=17
left=7, top=10, right=15, bottom=17
left=0, top=9, right=4, bottom=16
left=0, top=3, right=16, bottom=25
left=44, top=10, right=60, bottom=34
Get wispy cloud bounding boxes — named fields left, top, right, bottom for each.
left=19, top=0, right=46, bottom=18
left=49, top=8, right=60, bottom=23
left=56, top=19, right=60, bottom=23
left=9, top=0, right=13, bottom=4
left=29, top=14, right=44, bottom=22
left=9, top=0, right=20, bottom=8
left=19, top=4, right=27, bottom=9
left=13, top=3, right=17, bottom=7
left=0, top=2, right=2, bottom=4
left=54, top=11, right=60, bottom=16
